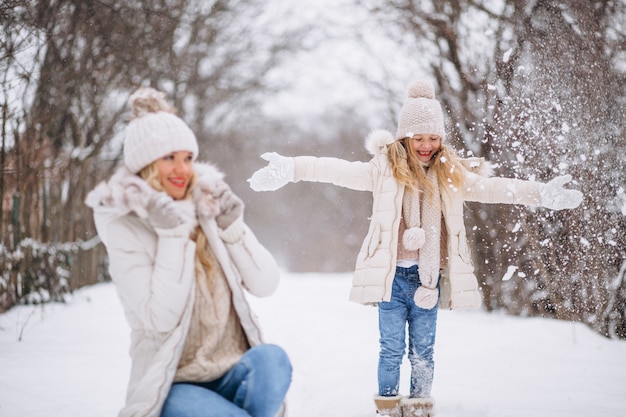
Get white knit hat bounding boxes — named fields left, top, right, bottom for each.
left=395, top=80, right=445, bottom=141
left=123, top=88, right=199, bottom=173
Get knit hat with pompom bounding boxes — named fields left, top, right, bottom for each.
left=123, top=87, right=199, bottom=173
left=395, top=80, right=445, bottom=141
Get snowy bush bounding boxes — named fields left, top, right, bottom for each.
left=0, top=239, right=102, bottom=313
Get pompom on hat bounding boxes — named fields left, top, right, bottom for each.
left=395, top=80, right=446, bottom=141
left=123, top=87, right=199, bottom=173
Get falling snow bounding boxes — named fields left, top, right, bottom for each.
left=502, top=265, right=518, bottom=281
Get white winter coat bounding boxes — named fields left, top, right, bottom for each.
left=291, top=131, right=544, bottom=309
left=85, top=162, right=280, bottom=417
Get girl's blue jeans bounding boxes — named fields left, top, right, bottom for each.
left=161, top=344, right=292, bottom=417
left=378, top=265, right=439, bottom=398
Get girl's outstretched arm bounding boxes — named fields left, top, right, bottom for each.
left=249, top=152, right=375, bottom=192
left=463, top=172, right=583, bottom=210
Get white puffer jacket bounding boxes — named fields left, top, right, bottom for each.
left=85, top=162, right=280, bottom=417
left=292, top=130, right=544, bottom=309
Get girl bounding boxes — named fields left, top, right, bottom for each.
left=247, top=80, right=582, bottom=417
left=86, top=87, right=291, bottom=417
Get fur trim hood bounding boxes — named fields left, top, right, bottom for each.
left=85, top=162, right=226, bottom=221
left=365, top=129, right=395, bottom=156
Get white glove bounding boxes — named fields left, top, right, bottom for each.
left=540, top=175, right=583, bottom=210
left=213, top=181, right=244, bottom=229
left=146, top=193, right=180, bottom=229
left=247, top=152, right=294, bottom=191
left=146, top=193, right=196, bottom=231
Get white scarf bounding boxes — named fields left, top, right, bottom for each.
left=402, top=168, right=441, bottom=309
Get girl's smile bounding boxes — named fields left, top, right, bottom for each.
left=410, top=134, right=441, bottom=164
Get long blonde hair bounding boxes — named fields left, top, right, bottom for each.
left=387, top=138, right=465, bottom=195
left=139, top=164, right=214, bottom=276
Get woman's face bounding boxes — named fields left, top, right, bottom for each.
left=154, top=151, right=194, bottom=200
left=409, top=134, right=441, bottom=164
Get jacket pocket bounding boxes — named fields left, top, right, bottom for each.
left=366, top=223, right=382, bottom=258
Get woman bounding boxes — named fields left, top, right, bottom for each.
left=86, top=87, right=291, bottom=417
left=247, top=80, right=582, bottom=417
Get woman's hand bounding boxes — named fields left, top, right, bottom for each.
left=146, top=193, right=196, bottom=231
left=145, top=193, right=181, bottom=229
left=213, top=182, right=244, bottom=229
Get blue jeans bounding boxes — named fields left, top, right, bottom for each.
left=161, top=344, right=292, bottom=417
left=378, top=265, right=439, bottom=398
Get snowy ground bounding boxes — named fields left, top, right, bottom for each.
left=1, top=273, right=625, bottom=417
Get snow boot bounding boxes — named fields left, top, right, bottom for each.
left=374, top=394, right=403, bottom=417
left=400, top=397, right=435, bottom=417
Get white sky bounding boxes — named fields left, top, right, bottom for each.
left=261, top=0, right=428, bottom=128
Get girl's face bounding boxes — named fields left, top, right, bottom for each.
left=409, top=134, right=441, bottom=164
left=154, top=151, right=194, bottom=200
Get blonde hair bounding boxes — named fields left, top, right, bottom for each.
left=139, top=163, right=214, bottom=277
left=190, top=227, right=215, bottom=279
left=387, top=138, right=465, bottom=195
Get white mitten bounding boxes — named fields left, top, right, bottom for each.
left=213, top=181, right=244, bottom=229
left=540, top=174, right=583, bottom=210
left=145, top=193, right=181, bottom=229
left=146, top=193, right=197, bottom=233
left=248, top=152, right=294, bottom=191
